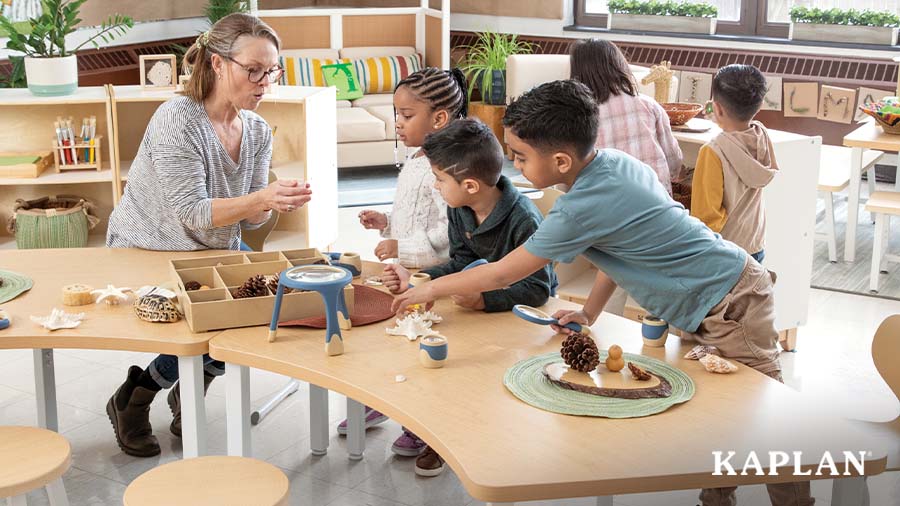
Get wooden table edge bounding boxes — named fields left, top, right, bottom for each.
left=0, top=437, right=71, bottom=498
left=0, top=334, right=218, bottom=356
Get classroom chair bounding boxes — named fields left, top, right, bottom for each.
left=0, top=426, right=71, bottom=506
left=864, top=191, right=900, bottom=292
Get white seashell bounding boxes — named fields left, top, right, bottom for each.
left=91, top=285, right=132, bottom=305
left=684, top=345, right=719, bottom=360
left=699, top=354, right=738, bottom=374
left=395, top=375, right=407, bottom=383
left=419, top=310, right=442, bottom=324
left=386, top=313, right=443, bottom=341
left=30, top=308, right=85, bottom=330
left=134, top=286, right=177, bottom=299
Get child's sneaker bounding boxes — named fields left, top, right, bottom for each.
left=336, top=407, right=387, bottom=436
left=414, top=446, right=445, bottom=477
left=391, top=429, right=427, bottom=456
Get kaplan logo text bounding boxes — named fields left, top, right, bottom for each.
left=712, top=451, right=866, bottom=476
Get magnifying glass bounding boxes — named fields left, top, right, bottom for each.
left=512, top=304, right=583, bottom=333
left=269, top=264, right=352, bottom=355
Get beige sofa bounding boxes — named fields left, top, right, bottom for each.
left=280, top=46, right=415, bottom=169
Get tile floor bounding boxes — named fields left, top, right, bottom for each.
left=2, top=206, right=899, bottom=505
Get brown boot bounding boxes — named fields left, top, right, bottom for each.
left=167, top=373, right=215, bottom=438
left=106, top=366, right=160, bottom=457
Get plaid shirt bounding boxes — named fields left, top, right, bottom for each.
left=595, top=93, right=683, bottom=195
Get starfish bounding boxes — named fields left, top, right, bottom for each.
left=30, top=308, right=84, bottom=330
left=386, top=313, right=443, bottom=342
left=91, top=285, right=133, bottom=305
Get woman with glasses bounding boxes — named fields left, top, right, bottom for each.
left=104, top=13, right=308, bottom=458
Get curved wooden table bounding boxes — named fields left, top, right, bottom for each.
left=210, top=264, right=886, bottom=504
left=0, top=248, right=229, bottom=457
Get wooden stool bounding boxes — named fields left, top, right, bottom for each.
left=123, top=456, right=289, bottom=506
left=0, top=426, right=71, bottom=506
left=816, top=146, right=883, bottom=262
left=865, top=191, right=900, bottom=292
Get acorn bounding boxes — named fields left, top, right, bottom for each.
left=605, top=344, right=625, bottom=372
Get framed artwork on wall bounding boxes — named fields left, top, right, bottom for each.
left=783, top=82, right=818, bottom=118
left=140, top=54, right=177, bottom=90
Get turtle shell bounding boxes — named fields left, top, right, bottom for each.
left=134, top=294, right=181, bottom=323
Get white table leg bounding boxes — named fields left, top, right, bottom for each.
left=346, top=397, right=365, bottom=460
left=596, top=497, right=614, bottom=506
left=824, top=191, right=838, bottom=262
left=177, top=356, right=207, bottom=458
left=845, top=147, right=864, bottom=262
left=6, top=495, right=26, bottom=506
left=225, top=363, right=251, bottom=457
left=33, top=349, right=57, bottom=432
left=832, top=476, right=869, bottom=506
left=45, top=477, right=69, bottom=506
left=871, top=213, right=885, bottom=292
left=309, top=384, right=329, bottom=456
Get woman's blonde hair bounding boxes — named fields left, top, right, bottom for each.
left=182, top=13, right=281, bottom=103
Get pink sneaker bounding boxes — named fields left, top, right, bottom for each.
left=336, top=406, right=387, bottom=436
left=391, top=428, right=427, bottom=457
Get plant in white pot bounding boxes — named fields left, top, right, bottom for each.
left=0, top=0, right=133, bottom=96
left=459, top=31, right=535, bottom=106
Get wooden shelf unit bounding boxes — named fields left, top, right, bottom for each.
left=0, top=86, right=116, bottom=247
left=109, top=84, right=338, bottom=252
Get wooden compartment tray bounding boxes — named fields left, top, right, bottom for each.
left=169, top=248, right=355, bottom=333
left=0, top=151, right=54, bottom=178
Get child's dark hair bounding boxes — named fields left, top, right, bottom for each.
left=395, top=67, right=469, bottom=119
left=503, top=80, right=598, bottom=160
left=712, top=64, right=767, bottom=122
left=422, top=119, right=503, bottom=186
left=569, top=39, right=636, bottom=104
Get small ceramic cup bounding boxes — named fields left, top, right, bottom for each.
left=409, top=272, right=431, bottom=287
left=338, top=252, right=362, bottom=277
left=641, top=316, right=669, bottom=347
left=0, top=309, right=9, bottom=330
left=419, top=335, right=448, bottom=368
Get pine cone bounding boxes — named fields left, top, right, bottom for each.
left=233, top=274, right=268, bottom=299
left=561, top=333, right=600, bottom=373
left=265, top=275, right=292, bottom=295
left=628, top=362, right=652, bottom=381
left=184, top=281, right=201, bottom=291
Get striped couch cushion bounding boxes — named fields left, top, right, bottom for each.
left=279, top=56, right=351, bottom=87
left=352, top=54, right=422, bottom=95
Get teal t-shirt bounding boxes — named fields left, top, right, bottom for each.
left=525, top=149, right=746, bottom=332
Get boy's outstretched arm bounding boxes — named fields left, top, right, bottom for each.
left=551, top=269, right=617, bottom=335
left=390, top=245, right=551, bottom=313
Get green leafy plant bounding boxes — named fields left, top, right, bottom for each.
left=608, top=0, right=718, bottom=18
left=206, top=0, right=249, bottom=25
left=0, top=0, right=133, bottom=58
left=0, top=56, right=26, bottom=88
left=458, top=31, right=536, bottom=104
left=790, top=6, right=899, bottom=27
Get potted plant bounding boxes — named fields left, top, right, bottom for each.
left=458, top=31, right=535, bottom=106
left=0, top=0, right=133, bottom=96
left=789, top=7, right=899, bottom=45
left=206, top=0, right=249, bottom=25
left=607, top=0, right=718, bottom=35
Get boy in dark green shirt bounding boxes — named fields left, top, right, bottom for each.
left=383, top=118, right=556, bottom=312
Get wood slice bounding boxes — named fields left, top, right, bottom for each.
left=543, top=362, right=673, bottom=399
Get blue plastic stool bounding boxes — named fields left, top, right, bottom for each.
left=268, top=265, right=352, bottom=356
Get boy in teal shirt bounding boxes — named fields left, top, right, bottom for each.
left=392, top=80, right=813, bottom=506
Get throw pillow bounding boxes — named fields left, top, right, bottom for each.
left=352, top=54, right=422, bottom=95
left=320, top=62, right=364, bottom=100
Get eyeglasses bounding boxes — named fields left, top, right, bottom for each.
left=224, top=55, right=284, bottom=84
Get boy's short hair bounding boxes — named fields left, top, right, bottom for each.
left=422, top=118, right=504, bottom=186
left=502, top=80, right=598, bottom=160
left=712, top=64, right=767, bottom=122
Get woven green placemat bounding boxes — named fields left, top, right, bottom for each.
left=0, top=269, right=33, bottom=304
left=504, top=351, right=695, bottom=418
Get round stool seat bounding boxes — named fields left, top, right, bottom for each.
left=0, top=426, right=71, bottom=498
left=124, top=456, right=289, bottom=506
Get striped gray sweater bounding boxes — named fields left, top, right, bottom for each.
left=107, top=96, right=271, bottom=251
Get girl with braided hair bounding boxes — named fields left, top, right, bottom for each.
left=357, top=67, right=468, bottom=267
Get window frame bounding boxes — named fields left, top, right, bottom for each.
left=574, top=0, right=790, bottom=40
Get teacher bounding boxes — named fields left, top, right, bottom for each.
left=105, top=13, right=311, bottom=457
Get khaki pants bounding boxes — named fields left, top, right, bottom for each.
left=685, top=258, right=815, bottom=506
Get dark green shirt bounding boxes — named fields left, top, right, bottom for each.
left=422, top=176, right=557, bottom=312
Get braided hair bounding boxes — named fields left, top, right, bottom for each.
left=395, top=67, right=468, bottom=119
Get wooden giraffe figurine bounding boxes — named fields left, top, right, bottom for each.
left=641, top=60, right=674, bottom=103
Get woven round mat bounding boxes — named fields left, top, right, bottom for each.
left=279, top=284, right=396, bottom=328
left=504, top=351, right=695, bottom=418
left=0, top=269, right=33, bottom=305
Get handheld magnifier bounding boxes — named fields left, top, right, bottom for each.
left=512, top=304, right=584, bottom=333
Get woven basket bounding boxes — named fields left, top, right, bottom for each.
left=6, top=195, right=100, bottom=249
left=661, top=102, right=703, bottom=126
left=859, top=107, right=900, bottom=135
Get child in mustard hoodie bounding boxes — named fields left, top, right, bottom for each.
left=691, top=64, right=778, bottom=263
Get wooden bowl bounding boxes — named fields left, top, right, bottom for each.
left=661, top=102, right=703, bottom=126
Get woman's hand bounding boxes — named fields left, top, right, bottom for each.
left=359, top=210, right=387, bottom=231
left=549, top=309, right=591, bottom=335
left=375, top=239, right=399, bottom=261
left=382, top=264, right=411, bottom=294
left=259, top=179, right=312, bottom=213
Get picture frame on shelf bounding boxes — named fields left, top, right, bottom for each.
left=139, top=54, right=177, bottom=90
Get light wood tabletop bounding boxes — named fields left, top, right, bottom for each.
left=0, top=248, right=228, bottom=355
left=844, top=120, right=900, bottom=151
left=0, top=426, right=71, bottom=498
left=210, top=264, right=887, bottom=503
